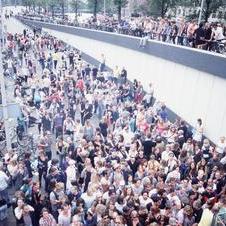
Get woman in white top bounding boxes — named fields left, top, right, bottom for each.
left=66, top=160, right=76, bottom=191
left=58, top=203, right=71, bottom=226
left=193, top=118, right=204, bottom=144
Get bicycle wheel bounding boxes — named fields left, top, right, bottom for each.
left=17, top=134, right=31, bottom=148
left=218, top=45, right=225, bottom=54
left=0, top=140, right=6, bottom=152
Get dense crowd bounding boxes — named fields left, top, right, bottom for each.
left=0, top=18, right=226, bottom=226
left=20, top=12, right=226, bottom=53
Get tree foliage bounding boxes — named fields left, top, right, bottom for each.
left=179, top=0, right=226, bottom=21
left=147, top=0, right=182, bottom=17
left=132, top=0, right=226, bottom=21
left=47, top=0, right=59, bottom=17
left=70, top=0, right=84, bottom=23
left=87, top=0, right=115, bottom=18
left=87, top=0, right=99, bottom=19
left=196, top=0, right=224, bottom=21
left=113, top=0, right=128, bottom=21
left=22, top=0, right=35, bottom=9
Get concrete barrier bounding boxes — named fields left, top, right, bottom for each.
left=18, top=17, right=226, bottom=80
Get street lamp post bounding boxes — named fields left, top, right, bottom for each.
left=198, top=0, right=205, bottom=25
left=0, top=0, right=11, bottom=151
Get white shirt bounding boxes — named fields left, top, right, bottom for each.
left=139, top=196, right=153, bottom=207
left=214, top=27, right=225, bottom=40
left=14, top=206, right=23, bottom=220
left=43, top=77, right=51, bottom=88
left=167, top=194, right=181, bottom=207
left=216, top=141, right=226, bottom=154
left=64, top=120, right=75, bottom=132
left=0, top=171, right=9, bottom=191
left=161, top=150, right=171, bottom=162
left=121, top=130, right=134, bottom=145
left=66, top=166, right=76, bottom=190
left=80, top=193, right=96, bottom=209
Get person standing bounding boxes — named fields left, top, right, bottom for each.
left=193, top=118, right=204, bottom=146
left=52, top=50, right=59, bottom=70
left=39, top=208, right=57, bottom=226
left=187, top=20, right=197, bottom=47
left=194, top=22, right=206, bottom=49
left=53, top=112, right=64, bottom=138
left=0, top=162, right=9, bottom=204
left=99, top=54, right=106, bottom=72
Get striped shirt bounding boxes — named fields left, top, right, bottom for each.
left=39, top=214, right=57, bottom=226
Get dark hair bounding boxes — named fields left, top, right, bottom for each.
left=199, top=22, right=204, bottom=28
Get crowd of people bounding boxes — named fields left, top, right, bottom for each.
left=0, top=17, right=226, bottom=226
left=20, top=12, right=226, bottom=53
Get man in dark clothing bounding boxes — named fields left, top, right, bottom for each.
left=92, top=67, right=98, bottom=80
left=85, top=64, right=91, bottom=76
left=121, top=67, right=127, bottom=84
left=23, top=29, right=27, bottom=38
left=68, top=51, right=74, bottom=67
left=194, top=22, right=205, bottom=48
left=128, top=156, right=139, bottom=178
left=42, top=113, right=52, bottom=133
left=143, top=133, right=156, bottom=160
left=53, top=112, right=64, bottom=138
left=204, top=23, right=213, bottom=50
left=99, top=120, right=108, bottom=138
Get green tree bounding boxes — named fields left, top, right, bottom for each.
left=58, top=0, right=65, bottom=19
left=22, top=0, right=35, bottom=10
left=148, top=0, right=181, bottom=17
left=86, top=0, right=116, bottom=18
left=47, top=0, right=58, bottom=18
left=70, top=0, right=84, bottom=23
left=113, top=0, right=128, bottom=21
left=200, top=0, right=225, bottom=21
left=181, top=0, right=226, bottom=22
left=87, top=0, right=99, bottom=19
left=36, top=0, right=47, bottom=14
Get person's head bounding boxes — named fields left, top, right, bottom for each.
left=217, top=23, right=222, bottom=28
left=203, top=139, right=210, bottom=148
left=41, top=208, right=50, bottom=219
left=205, top=22, right=210, bottom=29
left=220, top=136, right=226, bottom=143
left=61, top=203, right=69, bottom=213
left=17, top=199, right=24, bottom=208
left=72, top=215, right=83, bottom=226
left=142, top=191, right=149, bottom=200
left=184, top=205, right=193, bottom=216
left=199, top=22, right=204, bottom=28
left=24, top=152, right=31, bottom=160
left=32, top=182, right=40, bottom=192
left=23, top=205, right=31, bottom=214
left=197, top=118, right=202, bottom=125
left=190, top=161, right=196, bottom=169
left=131, top=210, right=139, bottom=221
left=86, top=209, right=94, bottom=220
left=18, top=162, right=24, bottom=169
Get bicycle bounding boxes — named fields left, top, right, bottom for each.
left=210, top=39, right=226, bottom=54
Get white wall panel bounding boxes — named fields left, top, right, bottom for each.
left=44, top=28, right=226, bottom=143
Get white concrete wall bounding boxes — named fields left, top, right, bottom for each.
left=44, top=28, right=226, bottom=143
